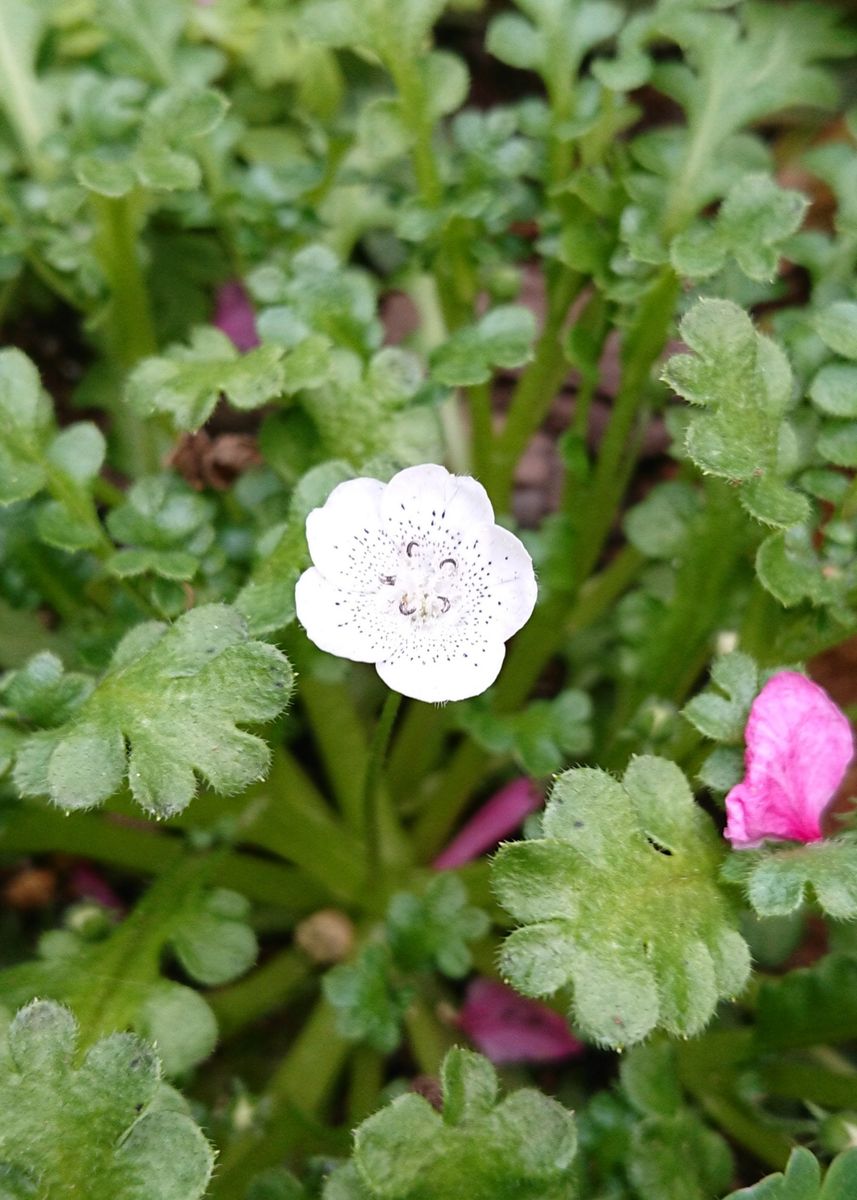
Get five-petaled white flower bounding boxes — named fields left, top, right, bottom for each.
left=295, top=464, right=538, bottom=703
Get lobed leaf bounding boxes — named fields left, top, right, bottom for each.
left=324, top=1047, right=577, bottom=1199
left=386, top=875, right=489, bottom=979
left=430, top=306, right=536, bottom=387
left=12, top=604, right=293, bottom=817
left=0, top=1000, right=214, bottom=1199
left=662, top=299, right=808, bottom=528
left=493, top=756, right=750, bottom=1047
left=722, top=835, right=857, bottom=919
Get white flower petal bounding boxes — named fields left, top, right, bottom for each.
left=380, top=464, right=494, bottom=543
left=295, top=568, right=395, bottom=662
left=377, top=633, right=506, bottom=703
left=305, top=476, right=394, bottom=592
left=474, top=523, right=538, bottom=641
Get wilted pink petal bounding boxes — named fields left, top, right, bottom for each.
left=213, top=281, right=259, bottom=351
left=433, top=778, right=542, bottom=869
left=69, top=864, right=123, bottom=911
left=725, top=672, right=854, bottom=849
left=456, top=978, right=584, bottom=1064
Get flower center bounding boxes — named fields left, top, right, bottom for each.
left=379, top=540, right=459, bottom=625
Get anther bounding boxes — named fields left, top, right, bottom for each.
left=406, top=541, right=419, bottom=557
left=399, top=598, right=417, bottom=616
left=437, top=596, right=451, bottom=614
left=380, top=574, right=396, bottom=586
left=439, top=557, right=457, bottom=572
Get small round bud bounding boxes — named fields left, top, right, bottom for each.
left=295, top=909, right=355, bottom=964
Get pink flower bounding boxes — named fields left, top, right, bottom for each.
left=725, top=671, right=854, bottom=848
left=433, top=778, right=542, bottom=869
left=213, top=281, right=259, bottom=351
left=456, top=978, right=584, bottom=1064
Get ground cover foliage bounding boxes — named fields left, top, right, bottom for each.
left=0, top=0, right=856, bottom=1195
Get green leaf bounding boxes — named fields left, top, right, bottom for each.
left=619, top=1041, right=682, bottom=1119
left=717, top=174, right=808, bottom=281
left=493, top=756, right=750, bottom=1047
left=0, top=1000, right=213, bottom=1198
left=126, top=327, right=286, bottom=431
left=12, top=604, right=293, bottom=816
left=628, top=1111, right=732, bottom=1200
left=722, top=836, right=857, bottom=919
left=756, top=525, right=836, bottom=608
left=809, top=364, right=857, bottom=418
left=817, top=420, right=857, bottom=468
left=1, top=652, right=93, bottom=727
left=0, top=349, right=51, bottom=505
left=815, top=302, right=857, bottom=360
left=723, top=1147, right=830, bottom=1199
left=105, top=474, right=215, bottom=582
left=326, top=1046, right=577, bottom=1200
left=458, top=689, right=592, bottom=777
left=683, top=652, right=758, bottom=743
left=247, top=1169, right=309, bottom=1200
left=323, top=943, right=412, bottom=1054
left=756, top=955, right=857, bottom=1052
left=662, top=300, right=808, bottom=528
left=74, top=154, right=136, bottom=197
left=430, top=306, right=536, bottom=387
left=235, top=461, right=353, bottom=636
left=623, top=481, right=703, bottom=559
left=487, top=0, right=622, bottom=83
left=170, top=888, right=257, bottom=986
left=386, top=875, right=489, bottom=979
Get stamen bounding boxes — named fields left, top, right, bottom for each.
left=380, top=574, right=396, bottom=585
left=437, top=596, right=451, bottom=614
left=399, top=598, right=417, bottom=616
left=440, top=558, right=457, bottom=572
left=406, top=541, right=419, bottom=557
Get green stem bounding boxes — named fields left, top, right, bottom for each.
left=89, top=191, right=165, bottom=477
left=489, top=268, right=582, bottom=511
left=761, top=1060, right=857, bottom=1110
left=208, top=949, right=310, bottom=1042
left=363, top=690, right=403, bottom=877
left=347, top=1045, right=384, bottom=1124
left=212, top=999, right=349, bottom=1195
left=387, top=700, right=450, bottom=806
left=573, top=268, right=680, bottom=582
left=404, top=996, right=456, bottom=1075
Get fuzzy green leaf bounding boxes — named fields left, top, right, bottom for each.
left=430, top=306, right=536, bottom=387
left=756, top=954, right=857, bottom=1051
left=126, top=327, right=286, bottom=432
left=325, top=1047, right=577, bottom=1200
left=0, top=1000, right=214, bottom=1198
left=683, top=652, right=759, bottom=743
left=815, top=302, right=857, bottom=360
left=12, top=604, right=293, bottom=816
left=662, top=300, right=808, bottom=528
left=105, top=474, right=215, bottom=583
left=722, top=836, right=857, bottom=919
left=629, top=1111, right=732, bottom=1200
left=386, top=875, right=489, bottom=979
left=493, top=756, right=750, bottom=1047
left=323, top=944, right=412, bottom=1054
left=809, top=364, right=857, bottom=418
left=722, top=1146, right=857, bottom=1200
left=458, top=689, right=592, bottom=777
left=623, top=481, right=703, bottom=560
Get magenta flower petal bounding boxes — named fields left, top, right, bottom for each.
left=456, top=978, right=584, bottom=1064
left=433, top=778, right=542, bottom=869
left=724, top=671, right=854, bottom=848
left=213, top=281, right=259, bottom=351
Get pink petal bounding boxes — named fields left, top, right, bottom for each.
left=725, top=672, right=854, bottom=848
left=456, top=978, right=584, bottom=1064
left=213, top=281, right=259, bottom=351
left=433, top=778, right=543, bottom=869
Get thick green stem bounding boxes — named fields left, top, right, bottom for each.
left=208, top=949, right=310, bottom=1042
left=489, top=268, right=582, bottom=510
left=212, top=999, right=349, bottom=1195
left=90, top=191, right=165, bottom=476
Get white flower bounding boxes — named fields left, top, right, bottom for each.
left=294, top=464, right=538, bottom=703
